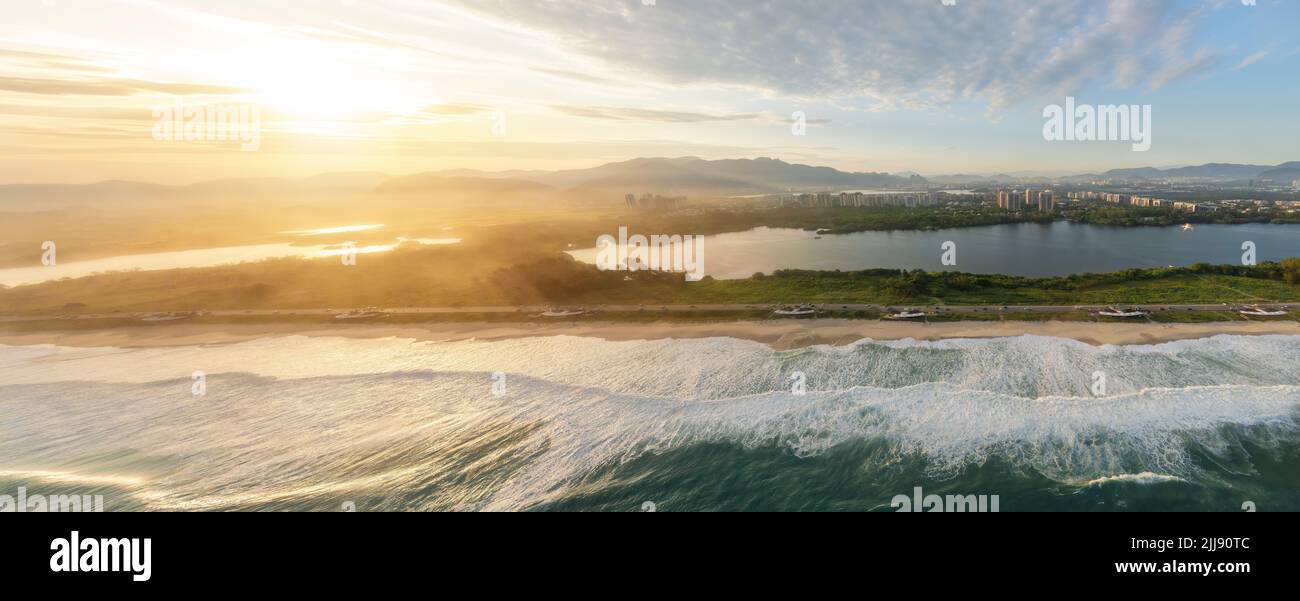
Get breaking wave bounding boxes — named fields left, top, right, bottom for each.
left=2, top=334, right=1298, bottom=511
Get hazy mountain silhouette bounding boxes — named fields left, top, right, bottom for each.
left=423, top=156, right=917, bottom=194
left=1099, top=162, right=1295, bottom=180
left=5, top=158, right=1297, bottom=213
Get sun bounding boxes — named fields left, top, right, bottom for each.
left=253, top=64, right=389, bottom=120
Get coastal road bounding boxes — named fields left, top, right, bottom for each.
left=3, top=302, right=1297, bottom=322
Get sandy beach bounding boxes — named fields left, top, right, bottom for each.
left=2, top=319, right=1298, bottom=350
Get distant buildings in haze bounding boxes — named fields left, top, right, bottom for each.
left=1065, top=190, right=1221, bottom=212
left=777, top=191, right=938, bottom=208
left=626, top=193, right=686, bottom=210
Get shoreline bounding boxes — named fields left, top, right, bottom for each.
left=2, top=319, right=1298, bottom=350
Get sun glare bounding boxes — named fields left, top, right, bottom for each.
left=244, top=59, right=397, bottom=120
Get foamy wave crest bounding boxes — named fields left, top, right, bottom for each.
left=1084, top=472, right=1187, bottom=487
left=2, top=362, right=1297, bottom=510
left=5, top=333, right=1300, bottom=400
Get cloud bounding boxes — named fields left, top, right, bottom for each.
left=551, top=105, right=761, bottom=123
left=0, top=47, right=116, bottom=75
left=0, top=124, right=142, bottom=141
left=0, top=48, right=77, bottom=61
left=0, top=102, right=389, bottom=126
left=1149, top=49, right=1219, bottom=89
left=529, top=67, right=618, bottom=86
left=0, top=103, right=156, bottom=121
left=1233, top=50, right=1270, bottom=70
left=0, top=75, right=249, bottom=97
left=448, top=0, right=1222, bottom=112
left=422, top=103, right=494, bottom=115
left=0, top=76, right=140, bottom=96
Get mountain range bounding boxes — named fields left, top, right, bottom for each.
left=2, top=158, right=1297, bottom=212
left=1096, top=162, right=1300, bottom=181
left=930, top=162, right=1300, bottom=184
left=420, top=156, right=917, bottom=193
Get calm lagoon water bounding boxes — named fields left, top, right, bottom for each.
left=570, top=222, right=1300, bottom=279
left=0, top=230, right=460, bottom=287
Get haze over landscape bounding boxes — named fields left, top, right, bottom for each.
left=3, top=0, right=1300, bottom=520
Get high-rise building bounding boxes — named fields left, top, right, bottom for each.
left=1038, top=190, right=1054, bottom=211
left=998, top=190, right=1023, bottom=210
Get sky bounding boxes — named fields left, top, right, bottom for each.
left=1, top=0, right=1297, bottom=184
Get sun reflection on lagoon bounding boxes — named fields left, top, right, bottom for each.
left=280, top=224, right=386, bottom=236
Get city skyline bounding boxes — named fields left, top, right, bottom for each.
left=2, top=0, right=1298, bottom=184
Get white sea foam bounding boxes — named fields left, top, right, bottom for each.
left=4, top=333, right=1300, bottom=399
left=1084, top=472, right=1187, bottom=487
left=1, top=335, right=1298, bottom=510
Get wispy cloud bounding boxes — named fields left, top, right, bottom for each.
left=1148, top=49, right=1220, bottom=89
left=551, top=105, right=760, bottom=123
left=529, top=67, right=618, bottom=86
left=422, top=103, right=494, bottom=115
left=0, top=75, right=249, bottom=96
left=1234, top=49, right=1270, bottom=70
left=448, top=0, right=1222, bottom=112
left=0, top=48, right=79, bottom=61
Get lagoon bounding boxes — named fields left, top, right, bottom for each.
left=0, top=237, right=460, bottom=287
left=569, top=222, right=1300, bottom=279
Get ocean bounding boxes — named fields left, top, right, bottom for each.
left=1, top=334, right=1298, bottom=511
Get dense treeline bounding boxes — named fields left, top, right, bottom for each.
left=606, top=206, right=1055, bottom=239
left=491, top=256, right=1300, bottom=305
left=773, top=207, right=1054, bottom=233
left=865, top=259, right=1300, bottom=300
left=1067, top=206, right=1300, bottom=227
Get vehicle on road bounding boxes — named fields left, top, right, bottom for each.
left=540, top=307, right=587, bottom=318
left=773, top=304, right=817, bottom=317
left=885, top=308, right=928, bottom=320
left=1239, top=305, right=1289, bottom=317
left=335, top=307, right=390, bottom=320
left=1096, top=306, right=1149, bottom=318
